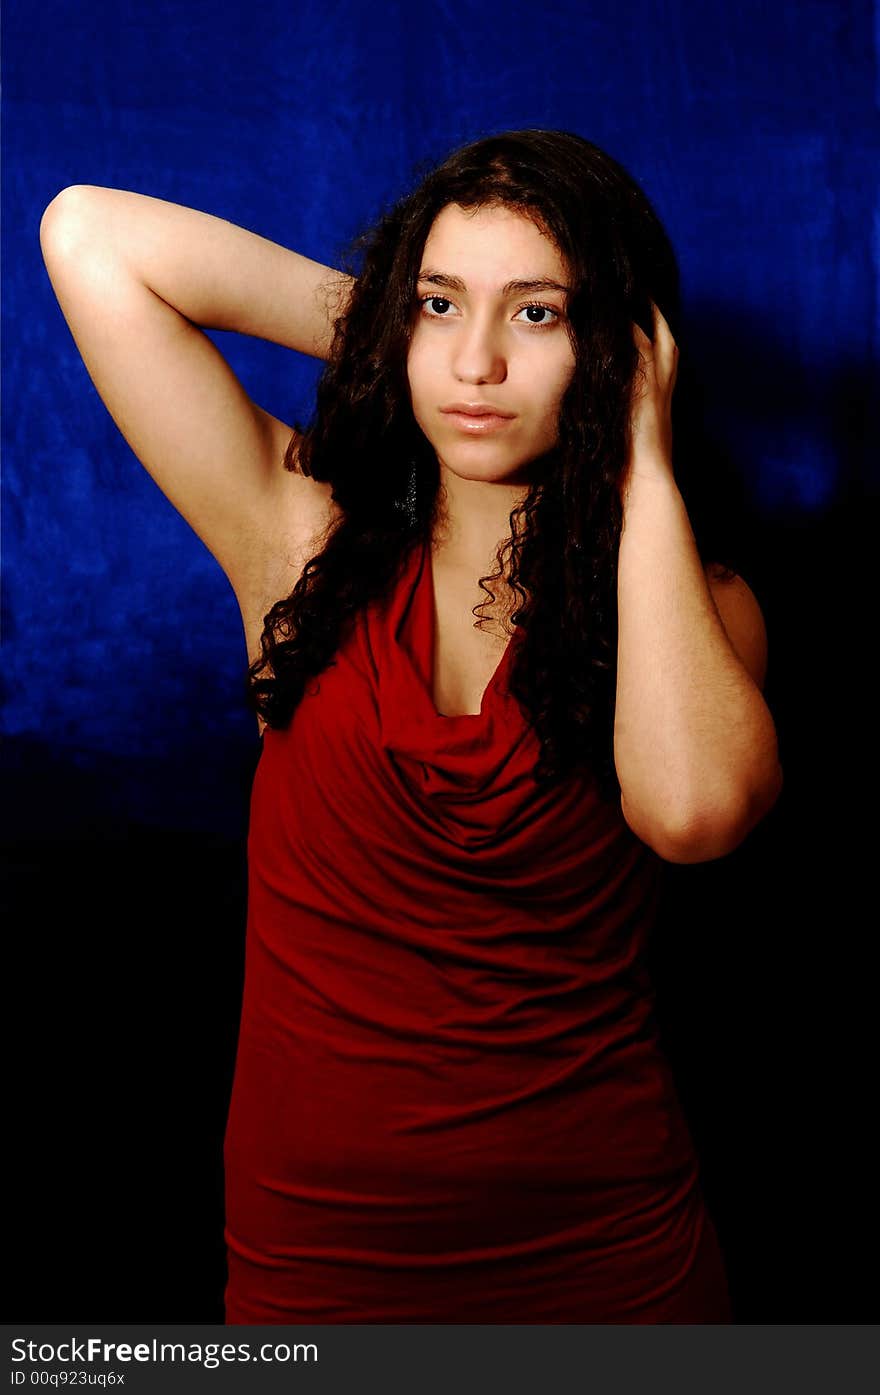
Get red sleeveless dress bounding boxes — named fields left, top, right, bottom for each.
left=223, top=537, right=732, bottom=1323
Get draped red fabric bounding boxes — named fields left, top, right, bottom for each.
left=223, top=536, right=732, bottom=1323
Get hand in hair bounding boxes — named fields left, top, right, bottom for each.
left=620, top=300, right=679, bottom=503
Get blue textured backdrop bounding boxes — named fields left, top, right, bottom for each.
left=4, top=0, right=877, bottom=837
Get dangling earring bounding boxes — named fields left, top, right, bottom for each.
left=404, top=460, right=418, bottom=524
left=395, top=459, right=418, bottom=523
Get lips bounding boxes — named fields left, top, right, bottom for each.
left=441, top=409, right=515, bottom=434
left=441, top=403, right=515, bottom=418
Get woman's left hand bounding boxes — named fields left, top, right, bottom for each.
left=620, top=300, right=679, bottom=500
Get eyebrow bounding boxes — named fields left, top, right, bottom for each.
left=417, top=269, right=571, bottom=297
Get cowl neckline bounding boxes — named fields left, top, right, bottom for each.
left=424, top=540, right=518, bottom=722
left=371, top=537, right=538, bottom=825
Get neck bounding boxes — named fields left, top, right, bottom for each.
left=431, top=462, right=530, bottom=574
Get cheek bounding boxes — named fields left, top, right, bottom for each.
left=532, top=362, right=572, bottom=417
left=406, top=340, right=427, bottom=394
left=406, top=351, right=434, bottom=429
left=549, top=357, right=576, bottom=409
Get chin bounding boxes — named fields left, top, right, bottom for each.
left=437, top=443, right=547, bottom=485
left=442, top=456, right=530, bottom=484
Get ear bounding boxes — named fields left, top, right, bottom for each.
left=705, top=565, right=769, bottom=691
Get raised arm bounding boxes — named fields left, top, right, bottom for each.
left=39, top=185, right=353, bottom=595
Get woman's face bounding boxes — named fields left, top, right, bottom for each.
left=407, top=202, right=576, bottom=485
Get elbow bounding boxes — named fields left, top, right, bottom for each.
left=652, top=816, right=746, bottom=865
left=623, top=762, right=785, bottom=864
left=40, top=189, right=76, bottom=259
left=645, top=810, right=745, bottom=864
left=670, top=761, right=785, bottom=862
left=40, top=185, right=101, bottom=258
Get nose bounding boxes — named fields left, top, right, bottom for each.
left=452, top=309, right=508, bottom=385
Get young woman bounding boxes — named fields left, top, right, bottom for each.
left=40, top=128, right=782, bottom=1324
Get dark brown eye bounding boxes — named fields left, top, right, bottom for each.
left=420, top=295, right=453, bottom=317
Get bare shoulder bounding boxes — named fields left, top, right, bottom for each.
left=231, top=415, right=340, bottom=665
left=704, top=563, right=768, bottom=690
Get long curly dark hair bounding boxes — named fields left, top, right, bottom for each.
left=245, top=127, right=753, bottom=800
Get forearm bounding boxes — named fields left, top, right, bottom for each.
left=613, top=469, right=782, bottom=853
left=40, top=184, right=353, bottom=358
